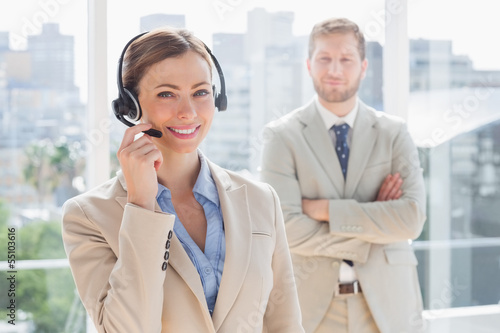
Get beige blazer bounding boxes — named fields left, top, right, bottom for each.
left=62, top=160, right=304, bottom=333
left=260, top=99, right=427, bottom=333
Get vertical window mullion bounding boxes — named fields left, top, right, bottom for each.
left=87, top=0, right=109, bottom=189
left=383, top=0, right=409, bottom=120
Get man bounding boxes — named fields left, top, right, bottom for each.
left=260, top=18, right=426, bottom=333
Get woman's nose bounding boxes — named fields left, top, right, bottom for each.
left=177, top=97, right=197, bottom=119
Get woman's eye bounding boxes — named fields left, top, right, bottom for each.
left=194, top=89, right=210, bottom=97
left=158, top=91, right=174, bottom=98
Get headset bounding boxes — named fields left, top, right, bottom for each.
left=112, top=31, right=228, bottom=138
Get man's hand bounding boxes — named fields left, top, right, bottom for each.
left=302, top=199, right=329, bottom=221
left=376, top=173, right=403, bottom=201
left=302, top=173, right=403, bottom=221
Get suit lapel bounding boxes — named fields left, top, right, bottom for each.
left=167, top=235, right=209, bottom=311
left=300, top=102, right=344, bottom=197
left=345, top=103, right=378, bottom=198
left=115, top=196, right=128, bottom=208
left=208, top=162, right=252, bottom=332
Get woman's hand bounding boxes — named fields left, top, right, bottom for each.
left=117, top=124, right=163, bottom=211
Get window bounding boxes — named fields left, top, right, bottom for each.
left=408, top=0, right=500, bottom=329
left=0, top=1, right=88, bottom=332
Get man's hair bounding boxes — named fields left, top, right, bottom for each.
left=308, top=18, right=366, bottom=60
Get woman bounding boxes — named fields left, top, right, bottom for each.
left=62, top=27, right=304, bottom=332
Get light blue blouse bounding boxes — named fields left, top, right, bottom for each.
left=156, top=152, right=225, bottom=315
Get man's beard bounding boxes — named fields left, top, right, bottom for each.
left=313, top=75, right=362, bottom=103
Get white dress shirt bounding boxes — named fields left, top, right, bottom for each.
left=314, top=95, right=359, bottom=283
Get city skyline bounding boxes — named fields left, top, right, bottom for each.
left=2, top=11, right=499, bottom=169
left=1, top=0, right=499, bottom=104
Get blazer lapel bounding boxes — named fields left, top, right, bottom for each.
left=208, top=162, right=252, bottom=332
left=345, top=102, right=378, bottom=198
left=300, top=102, right=344, bottom=197
left=167, top=235, right=209, bottom=312
left=114, top=171, right=209, bottom=313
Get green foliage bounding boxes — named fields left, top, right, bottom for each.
left=0, top=214, right=86, bottom=332
left=23, top=139, right=55, bottom=200
left=0, top=268, right=87, bottom=333
left=1, top=137, right=87, bottom=331
left=22, top=138, right=85, bottom=206
left=17, top=220, right=67, bottom=260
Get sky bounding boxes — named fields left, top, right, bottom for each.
left=1, top=0, right=499, bottom=101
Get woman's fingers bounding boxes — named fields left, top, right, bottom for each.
left=117, top=124, right=162, bottom=211
left=117, top=123, right=153, bottom=155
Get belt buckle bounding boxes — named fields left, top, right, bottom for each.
left=352, top=280, right=359, bottom=294
left=335, top=280, right=360, bottom=296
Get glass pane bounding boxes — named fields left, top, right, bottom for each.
left=0, top=1, right=88, bottom=331
left=408, top=0, right=500, bottom=311
left=107, top=0, right=385, bottom=173
left=0, top=267, right=86, bottom=332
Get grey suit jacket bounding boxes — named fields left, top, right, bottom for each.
left=260, top=99, right=426, bottom=333
left=62, top=159, right=304, bottom=333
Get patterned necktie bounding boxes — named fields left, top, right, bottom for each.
left=332, top=124, right=350, bottom=179
left=331, top=123, right=353, bottom=266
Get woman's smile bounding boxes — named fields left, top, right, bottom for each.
left=167, top=125, right=201, bottom=138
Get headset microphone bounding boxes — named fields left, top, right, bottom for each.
left=112, top=31, right=228, bottom=138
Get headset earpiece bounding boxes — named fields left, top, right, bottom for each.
left=215, top=91, right=227, bottom=111
left=122, top=88, right=141, bottom=121
left=112, top=89, right=140, bottom=121
left=111, top=97, right=124, bottom=117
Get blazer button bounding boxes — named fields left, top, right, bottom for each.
left=162, top=262, right=168, bottom=271
left=164, top=251, right=170, bottom=261
left=168, top=230, right=173, bottom=239
left=165, top=240, right=171, bottom=249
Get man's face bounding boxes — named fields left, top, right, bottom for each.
left=307, top=32, right=367, bottom=104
